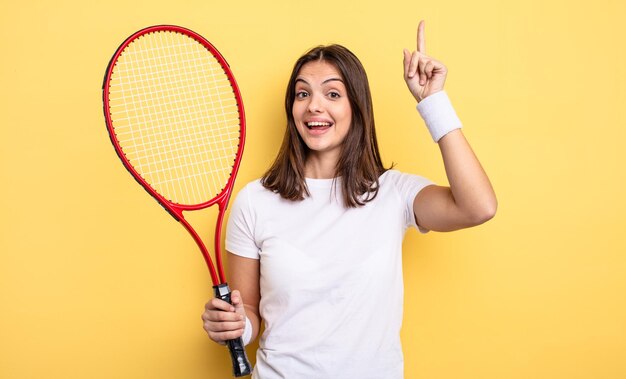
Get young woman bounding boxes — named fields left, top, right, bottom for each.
left=202, top=21, right=497, bottom=378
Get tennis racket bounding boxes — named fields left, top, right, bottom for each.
left=102, top=25, right=251, bottom=377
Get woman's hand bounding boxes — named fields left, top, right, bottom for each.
left=202, top=289, right=247, bottom=344
left=403, top=20, right=447, bottom=102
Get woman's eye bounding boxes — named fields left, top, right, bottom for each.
left=296, top=91, right=309, bottom=99
left=329, top=92, right=341, bottom=99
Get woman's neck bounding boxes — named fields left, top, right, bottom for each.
left=304, top=152, right=339, bottom=179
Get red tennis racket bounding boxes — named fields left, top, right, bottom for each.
left=102, top=25, right=251, bottom=377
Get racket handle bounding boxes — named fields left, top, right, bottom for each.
left=214, top=283, right=253, bottom=377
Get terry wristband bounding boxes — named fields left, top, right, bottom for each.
left=242, top=316, right=252, bottom=346
left=416, top=90, right=463, bottom=142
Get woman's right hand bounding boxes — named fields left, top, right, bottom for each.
left=202, top=289, right=247, bottom=344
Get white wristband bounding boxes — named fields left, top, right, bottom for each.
left=416, top=90, right=463, bottom=142
left=242, top=316, right=252, bottom=346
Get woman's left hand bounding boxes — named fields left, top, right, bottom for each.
left=403, top=20, right=447, bottom=102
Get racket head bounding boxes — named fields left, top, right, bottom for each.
left=103, top=25, right=245, bottom=215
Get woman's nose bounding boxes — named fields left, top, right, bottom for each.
left=307, top=95, right=323, bottom=113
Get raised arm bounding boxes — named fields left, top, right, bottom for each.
left=403, top=20, right=497, bottom=232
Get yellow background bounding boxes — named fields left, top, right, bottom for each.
left=1, top=0, right=625, bottom=378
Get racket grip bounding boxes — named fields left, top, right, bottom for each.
left=214, top=283, right=253, bottom=377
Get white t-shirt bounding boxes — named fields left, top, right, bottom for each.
left=226, top=170, right=433, bottom=379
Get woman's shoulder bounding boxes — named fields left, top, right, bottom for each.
left=379, top=169, right=427, bottom=181
left=229, top=179, right=266, bottom=216
left=239, top=178, right=264, bottom=192
left=380, top=169, right=403, bottom=180
left=379, top=169, right=434, bottom=192
left=233, top=178, right=262, bottom=199
left=235, top=178, right=279, bottom=202
left=231, top=178, right=290, bottom=217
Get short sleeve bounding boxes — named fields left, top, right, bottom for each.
left=385, top=170, right=435, bottom=233
left=225, top=184, right=260, bottom=259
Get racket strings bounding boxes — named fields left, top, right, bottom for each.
left=107, top=31, right=241, bottom=205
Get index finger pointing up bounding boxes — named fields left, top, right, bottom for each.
left=417, top=20, right=426, bottom=53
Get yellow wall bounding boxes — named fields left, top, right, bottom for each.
left=1, top=0, right=625, bottom=378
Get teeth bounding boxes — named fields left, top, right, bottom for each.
left=307, top=122, right=331, bottom=127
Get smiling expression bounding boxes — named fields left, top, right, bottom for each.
left=292, top=60, right=352, bottom=162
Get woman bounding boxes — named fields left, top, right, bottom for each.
left=202, top=21, right=497, bottom=378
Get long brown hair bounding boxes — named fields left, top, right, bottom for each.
left=261, top=44, right=389, bottom=207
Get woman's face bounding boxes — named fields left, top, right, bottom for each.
left=292, top=60, right=352, bottom=159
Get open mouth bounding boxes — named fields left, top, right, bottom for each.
left=306, top=121, right=333, bottom=130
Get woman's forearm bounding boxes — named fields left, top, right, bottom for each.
left=437, top=129, right=497, bottom=223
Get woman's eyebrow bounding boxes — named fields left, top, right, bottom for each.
left=295, top=78, right=309, bottom=85
left=295, top=77, right=344, bottom=85
left=322, top=78, right=344, bottom=84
